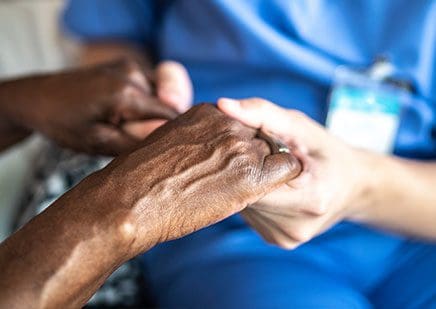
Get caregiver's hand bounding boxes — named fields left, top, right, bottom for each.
left=0, top=58, right=192, bottom=155
left=218, top=98, right=370, bottom=249
left=0, top=104, right=300, bottom=309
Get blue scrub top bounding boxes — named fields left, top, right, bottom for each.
left=63, top=0, right=436, bottom=159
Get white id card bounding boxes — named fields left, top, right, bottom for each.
left=326, top=66, right=408, bottom=154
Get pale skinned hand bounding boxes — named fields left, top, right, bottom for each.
left=218, top=97, right=368, bottom=249
left=0, top=58, right=192, bottom=155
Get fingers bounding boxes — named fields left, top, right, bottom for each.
left=252, top=138, right=270, bottom=156
left=242, top=208, right=301, bottom=250
left=218, top=97, right=326, bottom=150
left=218, top=97, right=291, bottom=137
left=104, top=58, right=153, bottom=93
left=257, top=152, right=302, bottom=193
left=155, top=61, right=193, bottom=113
left=247, top=206, right=339, bottom=249
left=105, top=59, right=184, bottom=121
left=123, top=94, right=179, bottom=121
left=118, top=61, right=192, bottom=122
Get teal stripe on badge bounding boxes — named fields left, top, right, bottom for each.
left=330, top=86, right=402, bottom=115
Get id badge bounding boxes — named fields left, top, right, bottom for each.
left=326, top=66, right=408, bottom=154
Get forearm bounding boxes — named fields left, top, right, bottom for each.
left=352, top=151, right=436, bottom=240
left=0, top=172, right=140, bottom=308
left=0, top=79, right=34, bottom=151
left=0, top=73, right=63, bottom=151
left=0, top=43, right=150, bottom=152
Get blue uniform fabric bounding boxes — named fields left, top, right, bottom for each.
left=63, top=0, right=436, bottom=307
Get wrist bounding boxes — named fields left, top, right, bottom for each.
left=0, top=77, right=37, bottom=130
left=0, top=80, right=23, bottom=126
left=2, top=175, right=143, bottom=307
left=0, top=80, right=33, bottom=149
left=78, top=168, right=159, bottom=259
left=346, top=148, right=383, bottom=223
left=0, top=73, right=58, bottom=131
left=56, top=172, right=134, bottom=264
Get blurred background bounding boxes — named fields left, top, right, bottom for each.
left=0, top=0, right=73, bottom=241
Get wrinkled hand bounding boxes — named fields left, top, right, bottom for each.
left=8, top=59, right=192, bottom=155
left=86, top=103, right=301, bottom=256
left=218, top=98, right=368, bottom=249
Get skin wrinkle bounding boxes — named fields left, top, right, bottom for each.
left=248, top=208, right=298, bottom=246
left=138, top=127, right=259, bottom=203
left=250, top=206, right=298, bottom=219
left=155, top=142, right=216, bottom=178
left=0, top=58, right=179, bottom=155
left=222, top=97, right=436, bottom=251
left=150, top=147, right=255, bottom=242
left=242, top=209, right=278, bottom=245
left=118, top=105, right=270, bottom=241
left=125, top=138, right=214, bottom=181
left=0, top=103, right=300, bottom=308
left=255, top=210, right=296, bottom=239
left=179, top=151, right=249, bottom=193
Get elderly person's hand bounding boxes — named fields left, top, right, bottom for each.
left=0, top=103, right=300, bottom=308
left=218, top=98, right=370, bottom=249
left=0, top=58, right=192, bottom=155
left=97, top=103, right=301, bottom=252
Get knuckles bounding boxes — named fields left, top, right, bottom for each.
left=184, top=103, right=254, bottom=139
left=187, top=103, right=219, bottom=119
left=100, top=58, right=151, bottom=101
left=120, top=58, right=141, bottom=74
left=185, top=104, right=262, bottom=177
left=115, top=81, right=137, bottom=100
left=113, top=58, right=143, bottom=79
left=222, top=134, right=251, bottom=153
left=89, top=127, right=110, bottom=145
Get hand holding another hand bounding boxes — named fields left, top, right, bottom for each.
left=1, top=58, right=192, bottom=155
left=0, top=103, right=301, bottom=308
left=218, top=98, right=370, bottom=249
left=82, top=103, right=301, bottom=256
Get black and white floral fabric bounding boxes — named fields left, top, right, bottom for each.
left=14, top=140, right=149, bottom=308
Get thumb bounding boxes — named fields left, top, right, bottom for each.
left=156, top=61, right=193, bottom=113
left=218, top=97, right=326, bottom=150
left=217, top=97, right=292, bottom=137
left=256, top=152, right=302, bottom=195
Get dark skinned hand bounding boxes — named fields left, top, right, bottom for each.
left=0, top=59, right=192, bottom=155
left=0, top=104, right=301, bottom=308
left=95, top=103, right=302, bottom=253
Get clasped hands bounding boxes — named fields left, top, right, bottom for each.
left=7, top=59, right=369, bottom=256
